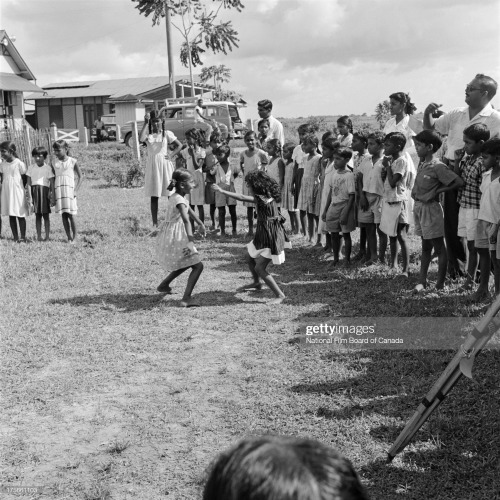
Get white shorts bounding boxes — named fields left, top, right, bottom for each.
left=457, top=207, right=479, bottom=241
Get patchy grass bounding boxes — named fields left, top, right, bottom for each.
left=1, top=143, right=499, bottom=500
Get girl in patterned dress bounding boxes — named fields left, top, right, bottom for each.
left=27, top=146, right=54, bottom=241
left=265, top=139, right=285, bottom=206
left=240, top=131, right=268, bottom=237
left=0, top=141, right=29, bottom=242
left=53, top=140, right=82, bottom=243
left=156, top=169, right=206, bottom=307
left=181, top=128, right=206, bottom=229
left=336, top=116, right=354, bottom=170
left=140, top=109, right=183, bottom=231
left=213, top=170, right=291, bottom=304
left=281, top=142, right=299, bottom=234
left=296, top=134, right=322, bottom=243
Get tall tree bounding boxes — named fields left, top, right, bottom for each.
left=132, top=0, right=244, bottom=95
left=375, top=100, right=391, bottom=129
left=199, top=64, right=231, bottom=90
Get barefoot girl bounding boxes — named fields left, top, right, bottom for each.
left=213, top=170, right=291, bottom=303
left=203, top=132, right=223, bottom=231
left=53, top=140, right=82, bottom=243
left=281, top=141, right=299, bottom=234
left=140, top=109, right=182, bottom=230
left=27, top=146, right=54, bottom=241
left=0, top=141, right=29, bottom=241
left=265, top=139, right=285, bottom=204
left=240, top=131, right=268, bottom=236
left=156, top=169, right=206, bottom=307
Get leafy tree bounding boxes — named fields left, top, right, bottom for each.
left=132, top=0, right=244, bottom=94
left=375, top=100, right=391, bottom=129
left=306, top=115, right=328, bottom=133
left=199, top=64, right=231, bottom=90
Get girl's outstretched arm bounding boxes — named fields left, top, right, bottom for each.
left=139, top=115, right=150, bottom=142
left=168, top=139, right=182, bottom=160
left=212, top=184, right=254, bottom=203
left=74, top=162, right=83, bottom=192
left=187, top=206, right=206, bottom=236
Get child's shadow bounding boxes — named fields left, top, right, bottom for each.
left=49, top=290, right=249, bottom=312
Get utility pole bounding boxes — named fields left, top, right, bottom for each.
left=164, top=1, right=175, bottom=99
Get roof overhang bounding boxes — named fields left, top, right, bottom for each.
left=0, top=72, right=44, bottom=92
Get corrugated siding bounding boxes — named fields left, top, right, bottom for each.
left=63, top=104, right=77, bottom=128
left=115, top=103, right=137, bottom=127
left=76, top=104, right=84, bottom=129
left=37, top=105, right=50, bottom=128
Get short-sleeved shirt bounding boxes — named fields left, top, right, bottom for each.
left=27, top=163, right=54, bottom=187
left=478, top=170, right=500, bottom=224
left=195, top=105, right=205, bottom=122
left=360, top=157, right=384, bottom=196
left=456, top=154, right=488, bottom=209
left=326, top=169, right=355, bottom=204
left=253, top=115, right=285, bottom=147
left=384, top=156, right=408, bottom=202
left=292, top=144, right=307, bottom=169
left=353, top=153, right=371, bottom=179
left=411, top=159, right=458, bottom=203
left=434, top=104, right=500, bottom=159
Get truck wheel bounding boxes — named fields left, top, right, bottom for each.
left=125, top=133, right=133, bottom=147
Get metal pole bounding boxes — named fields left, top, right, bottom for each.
left=165, top=1, right=175, bottom=99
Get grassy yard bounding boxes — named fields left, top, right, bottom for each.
left=1, top=143, right=499, bottom=500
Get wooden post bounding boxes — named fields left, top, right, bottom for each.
left=116, top=124, right=121, bottom=142
left=50, top=123, right=58, bottom=141
left=23, top=123, right=32, bottom=164
left=82, top=127, right=89, bottom=146
left=131, top=121, right=140, bottom=160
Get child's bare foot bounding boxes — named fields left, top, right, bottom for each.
left=232, top=230, right=238, bottom=237
left=352, top=252, right=365, bottom=262
left=246, top=231, right=254, bottom=238
left=157, top=282, right=173, bottom=293
left=469, top=289, right=490, bottom=302
left=399, top=271, right=409, bottom=278
left=37, top=236, right=43, bottom=242
left=268, top=296, right=285, bottom=304
left=413, top=283, right=426, bottom=293
left=237, top=282, right=263, bottom=292
left=180, top=297, right=200, bottom=307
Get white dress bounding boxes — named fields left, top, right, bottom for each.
left=144, top=132, right=176, bottom=198
left=181, top=146, right=206, bottom=205
left=54, top=157, right=78, bottom=215
left=0, top=158, right=28, bottom=217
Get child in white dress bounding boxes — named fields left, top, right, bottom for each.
left=53, top=140, right=82, bottom=243
left=27, top=146, right=54, bottom=241
left=0, top=141, right=29, bottom=242
left=156, top=169, right=206, bottom=307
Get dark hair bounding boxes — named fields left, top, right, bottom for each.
left=185, top=127, right=204, bottom=147
left=322, top=137, right=340, bottom=152
left=414, top=130, right=443, bottom=153
left=389, top=92, right=417, bottom=115
left=203, top=436, right=369, bottom=500
left=475, top=74, right=498, bottom=99
left=258, top=118, right=270, bottom=129
left=337, top=116, right=353, bottom=134
left=244, top=130, right=257, bottom=141
left=480, top=138, right=500, bottom=156
left=297, top=123, right=315, bottom=135
left=0, top=140, right=18, bottom=157
left=384, top=132, right=407, bottom=151
left=267, top=138, right=282, bottom=157
left=53, top=139, right=70, bottom=151
left=148, top=109, right=166, bottom=138
left=167, top=168, right=194, bottom=192
left=353, top=130, right=370, bottom=147
left=213, top=144, right=231, bottom=161
left=283, top=141, right=296, bottom=153
left=335, top=147, right=353, bottom=161
left=245, top=170, right=281, bottom=202
left=302, top=133, right=319, bottom=148
left=257, top=99, right=273, bottom=111
left=463, top=123, right=490, bottom=143
left=209, top=130, right=224, bottom=144
left=321, top=130, right=335, bottom=142
left=31, top=146, right=49, bottom=158
left=367, top=131, right=386, bottom=146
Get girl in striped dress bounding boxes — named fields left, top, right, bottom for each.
left=53, top=140, right=82, bottom=243
left=212, top=170, right=291, bottom=304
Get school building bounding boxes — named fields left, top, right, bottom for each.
left=0, top=30, right=44, bottom=130
left=25, top=75, right=216, bottom=134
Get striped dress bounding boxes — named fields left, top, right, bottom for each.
left=54, top=157, right=78, bottom=215
left=247, top=195, right=292, bottom=265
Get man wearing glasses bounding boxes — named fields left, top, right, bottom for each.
left=423, top=74, right=500, bottom=278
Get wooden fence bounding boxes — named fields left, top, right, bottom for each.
left=0, top=127, right=53, bottom=168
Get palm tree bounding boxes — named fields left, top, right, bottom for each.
left=200, top=64, right=231, bottom=90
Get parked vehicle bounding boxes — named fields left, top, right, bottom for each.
left=121, top=101, right=246, bottom=147
left=91, top=114, right=117, bottom=142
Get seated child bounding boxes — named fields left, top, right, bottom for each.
left=454, top=123, right=490, bottom=289
left=211, top=144, right=239, bottom=236
left=380, top=132, right=410, bottom=276
left=203, top=435, right=369, bottom=500
left=411, top=130, right=463, bottom=292
left=474, top=138, right=500, bottom=300
left=322, top=147, right=356, bottom=265
left=358, top=131, right=386, bottom=265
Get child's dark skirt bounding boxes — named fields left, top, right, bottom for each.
left=31, top=185, right=51, bottom=214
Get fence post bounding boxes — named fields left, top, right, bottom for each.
left=116, top=124, right=121, bottom=142
left=246, top=118, right=253, bottom=131
left=82, top=127, right=89, bottom=146
left=23, top=123, right=32, bottom=162
left=131, top=121, right=140, bottom=160
left=50, top=123, right=58, bottom=141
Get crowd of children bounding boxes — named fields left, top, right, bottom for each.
left=2, top=93, right=500, bottom=306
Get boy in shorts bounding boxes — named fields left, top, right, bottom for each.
left=474, top=138, right=500, bottom=300
left=322, top=147, right=355, bottom=266
left=454, top=123, right=490, bottom=290
left=411, top=130, right=463, bottom=292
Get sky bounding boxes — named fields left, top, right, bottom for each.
left=2, top=0, right=500, bottom=118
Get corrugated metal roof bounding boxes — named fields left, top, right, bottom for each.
left=0, top=72, right=44, bottom=92
left=26, top=75, right=212, bottom=100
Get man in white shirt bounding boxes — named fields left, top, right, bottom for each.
left=195, top=98, right=213, bottom=145
left=423, top=74, right=500, bottom=278
left=253, top=99, right=285, bottom=146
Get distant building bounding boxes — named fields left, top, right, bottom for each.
left=0, top=30, right=44, bottom=130
left=26, top=76, right=216, bottom=133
